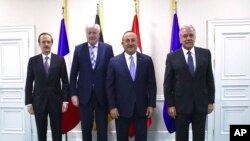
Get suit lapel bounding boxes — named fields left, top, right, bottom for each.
left=82, top=44, right=93, bottom=69
left=48, top=53, right=56, bottom=79
left=194, top=47, right=201, bottom=76
left=95, top=42, right=104, bottom=69
left=135, top=53, right=142, bottom=81
left=37, top=54, right=47, bottom=78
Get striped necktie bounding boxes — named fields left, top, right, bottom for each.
left=90, top=46, right=96, bottom=69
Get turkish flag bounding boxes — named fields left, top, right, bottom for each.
left=129, top=14, right=152, bottom=138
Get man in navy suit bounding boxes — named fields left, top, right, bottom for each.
left=25, top=32, right=69, bottom=141
left=106, top=31, right=157, bottom=141
left=164, top=25, right=215, bottom=141
left=70, top=24, right=114, bottom=141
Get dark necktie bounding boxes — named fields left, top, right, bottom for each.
left=44, top=56, right=49, bottom=77
left=129, top=56, right=136, bottom=81
left=187, top=51, right=194, bottom=76
left=90, top=46, right=96, bottom=69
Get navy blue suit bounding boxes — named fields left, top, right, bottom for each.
left=106, top=52, right=156, bottom=141
left=70, top=42, right=113, bottom=141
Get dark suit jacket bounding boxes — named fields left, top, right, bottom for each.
left=164, top=47, right=215, bottom=114
left=106, top=52, right=157, bottom=118
left=25, top=53, right=69, bottom=113
left=70, top=42, right=114, bottom=105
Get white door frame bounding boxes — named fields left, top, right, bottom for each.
left=0, top=25, right=35, bottom=141
left=207, top=19, right=250, bottom=141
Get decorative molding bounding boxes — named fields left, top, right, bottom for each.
left=220, top=105, right=250, bottom=134
left=221, top=85, right=250, bottom=100
left=0, top=88, right=23, bottom=102
left=0, top=108, right=25, bottom=133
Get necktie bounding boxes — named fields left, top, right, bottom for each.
left=44, top=56, right=49, bottom=77
left=187, top=51, right=194, bottom=76
left=129, top=56, right=136, bottom=81
left=90, top=46, right=96, bottom=69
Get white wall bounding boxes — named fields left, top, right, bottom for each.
left=1, top=0, right=250, bottom=140
left=0, top=0, right=63, bottom=53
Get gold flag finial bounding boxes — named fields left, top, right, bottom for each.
left=134, top=0, right=139, bottom=15
left=174, top=0, right=177, bottom=12
left=62, top=6, right=64, bottom=16
left=96, top=3, right=99, bottom=15
left=170, top=0, right=178, bottom=31
left=134, top=0, right=137, bottom=14
left=63, top=0, right=68, bottom=32
left=171, top=0, right=177, bottom=13
left=171, top=0, right=178, bottom=13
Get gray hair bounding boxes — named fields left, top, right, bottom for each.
left=179, top=24, right=196, bottom=36
left=85, top=24, right=100, bottom=33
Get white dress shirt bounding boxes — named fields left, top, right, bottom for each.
left=124, top=52, right=137, bottom=70
left=42, top=52, right=52, bottom=66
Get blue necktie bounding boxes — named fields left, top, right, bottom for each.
left=187, top=51, right=194, bottom=76
left=44, top=56, right=49, bottom=77
left=90, top=46, right=96, bottom=69
left=129, top=56, right=136, bottom=81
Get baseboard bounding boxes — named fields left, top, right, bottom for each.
left=46, top=131, right=176, bottom=141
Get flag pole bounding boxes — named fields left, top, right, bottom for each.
left=134, top=0, right=139, bottom=16
left=98, top=0, right=104, bottom=33
left=131, top=0, right=142, bottom=53
left=170, top=0, right=177, bottom=29
left=62, top=5, right=68, bottom=141
left=96, top=3, right=99, bottom=15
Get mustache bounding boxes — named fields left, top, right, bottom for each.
left=128, top=45, right=136, bottom=48
left=42, top=46, right=50, bottom=48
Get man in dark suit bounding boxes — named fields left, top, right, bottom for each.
left=106, top=31, right=157, bottom=141
left=164, top=25, right=215, bottom=141
left=25, top=32, right=69, bottom=141
left=70, top=24, right=114, bottom=141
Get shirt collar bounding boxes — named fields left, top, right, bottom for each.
left=88, top=42, right=99, bottom=48
left=124, top=52, right=137, bottom=60
left=42, top=52, right=52, bottom=59
left=182, top=46, right=195, bottom=55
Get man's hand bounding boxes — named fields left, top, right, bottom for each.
left=27, top=105, right=34, bottom=115
left=208, top=104, right=214, bottom=114
left=71, top=96, right=79, bottom=107
left=62, top=102, right=68, bottom=113
left=110, top=108, right=119, bottom=119
left=167, top=106, right=176, bottom=118
left=146, top=106, right=154, bottom=118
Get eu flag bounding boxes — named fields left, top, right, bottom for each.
left=163, top=13, right=182, bottom=133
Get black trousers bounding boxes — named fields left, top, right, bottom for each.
left=34, top=110, right=62, bottom=141
left=175, top=112, right=207, bottom=141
